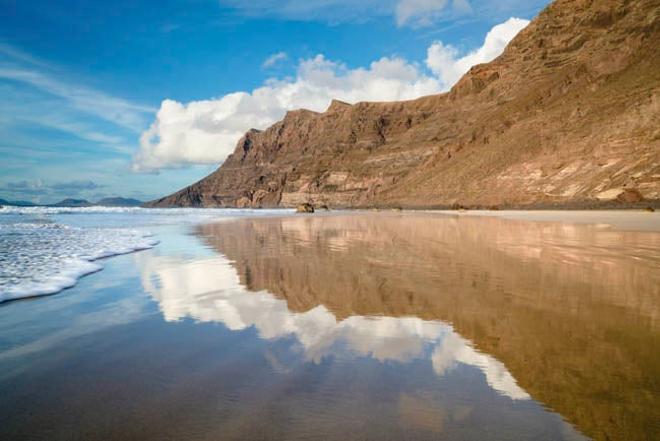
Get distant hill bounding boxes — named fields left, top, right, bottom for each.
left=1, top=196, right=143, bottom=208
left=95, top=197, right=143, bottom=207
left=0, top=198, right=37, bottom=207
left=10, top=200, right=38, bottom=206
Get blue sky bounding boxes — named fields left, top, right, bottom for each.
left=0, top=0, right=549, bottom=204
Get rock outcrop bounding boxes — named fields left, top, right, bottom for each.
left=295, top=202, right=315, bottom=213
left=148, top=0, right=660, bottom=208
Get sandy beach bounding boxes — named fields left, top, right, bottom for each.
left=1, top=208, right=658, bottom=440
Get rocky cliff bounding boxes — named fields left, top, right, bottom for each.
left=149, top=0, right=660, bottom=208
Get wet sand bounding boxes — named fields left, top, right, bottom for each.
left=0, top=211, right=658, bottom=440
left=433, top=209, right=660, bottom=232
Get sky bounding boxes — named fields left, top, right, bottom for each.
left=0, top=0, right=550, bottom=204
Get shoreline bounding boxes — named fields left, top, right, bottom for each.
left=2, top=207, right=657, bottom=305
left=144, top=199, right=660, bottom=211
left=225, top=208, right=660, bottom=233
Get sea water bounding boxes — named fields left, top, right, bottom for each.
left=0, top=206, right=289, bottom=302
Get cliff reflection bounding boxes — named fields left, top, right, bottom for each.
left=187, top=212, right=659, bottom=441
left=137, top=251, right=530, bottom=401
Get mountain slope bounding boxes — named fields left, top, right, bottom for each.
left=0, top=199, right=37, bottom=207
left=149, top=0, right=660, bottom=208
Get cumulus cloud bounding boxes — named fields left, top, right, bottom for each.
left=133, top=17, right=528, bottom=172
left=262, top=51, right=288, bottom=68
left=134, top=55, right=441, bottom=171
left=426, top=17, right=529, bottom=88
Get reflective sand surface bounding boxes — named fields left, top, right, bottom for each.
left=0, top=211, right=658, bottom=440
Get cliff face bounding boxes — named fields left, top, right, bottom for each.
left=149, top=0, right=660, bottom=208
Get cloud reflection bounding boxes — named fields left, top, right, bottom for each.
left=136, top=252, right=530, bottom=400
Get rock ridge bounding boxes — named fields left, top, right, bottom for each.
left=148, top=0, right=660, bottom=208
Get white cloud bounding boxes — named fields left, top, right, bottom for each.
left=262, top=51, right=288, bottom=68
left=133, top=55, right=441, bottom=171
left=134, top=17, right=528, bottom=171
left=425, top=17, right=529, bottom=88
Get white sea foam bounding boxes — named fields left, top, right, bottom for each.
left=0, top=206, right=146, bottom=214
left=0, top=206, right=293, bottom=216
left=0, top=207, right=292, bottom=303
left=0, top=220, right=158, bottom=302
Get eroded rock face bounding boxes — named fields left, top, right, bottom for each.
left=148, top=0, right=660, bottom=208
left=295, top=203, right=314, bottom=213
